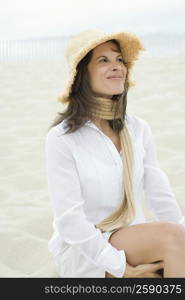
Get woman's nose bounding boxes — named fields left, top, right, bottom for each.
left=111, top=63, right=122, bottom=71
left=111, top=63, right=127, bottom=73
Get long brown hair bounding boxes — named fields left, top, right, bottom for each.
left=48, top=39, right=130, bottom=133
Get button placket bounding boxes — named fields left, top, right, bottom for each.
left=101, top=133, right=122, bottom=165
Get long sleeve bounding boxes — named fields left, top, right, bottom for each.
left=45, top=128, right=126, bottom=277
left=143, top=120, right=185, bottom=227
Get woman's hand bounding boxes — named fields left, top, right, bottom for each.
left=105, top=261, right=164, bottom=278
left=123, top=261, right=164, bottom=278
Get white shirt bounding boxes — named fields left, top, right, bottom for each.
left=45, top=113, right=185, bottom=277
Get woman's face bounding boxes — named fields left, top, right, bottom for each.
left=87, top=41, right=127, bottom=99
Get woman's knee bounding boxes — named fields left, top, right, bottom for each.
left=109, top=221, right=185, bottom=255
left=157, top=221, right=185, bottom=250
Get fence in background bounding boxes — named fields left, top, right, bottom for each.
left=0, top=34, right=185, bottom=62
left=0, top=37, right=67, bottom=62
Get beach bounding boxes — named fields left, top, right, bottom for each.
left=0, top=52, right=185, bottom=277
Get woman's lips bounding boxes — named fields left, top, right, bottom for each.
left=107, top=75, right=123, bottom=80
left=108, top=77, right=122, bottom=80
left=107, top=77, right=123, bottom=80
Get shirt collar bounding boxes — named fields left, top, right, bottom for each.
left=84, top=113, right=128, bottom=129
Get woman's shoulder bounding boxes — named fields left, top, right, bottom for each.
left=126, top=113, right=150, bottom=132
left=45, top=120, right=75, bottom=158
left=47, top=119, right=70, bottom=138
left=45, top=119, right=70, bottom=149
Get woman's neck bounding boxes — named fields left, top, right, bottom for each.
left=90, top=95, right=121, bottom=133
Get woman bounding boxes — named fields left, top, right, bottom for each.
left=45, top=29, right=185, bottom=278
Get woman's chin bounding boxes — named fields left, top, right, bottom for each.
left=94, top=89, right=124, bottom=98
left=107, top=89, right=124, bottom=96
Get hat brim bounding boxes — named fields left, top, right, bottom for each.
left=58, top=31, right=145, bottom=103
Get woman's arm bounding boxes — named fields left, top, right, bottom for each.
left=45, top=127, right=126, bottom=277
left=142, top=120, right=185, bottom=227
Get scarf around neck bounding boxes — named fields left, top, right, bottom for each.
left=92, top=97, right=135, bottom=232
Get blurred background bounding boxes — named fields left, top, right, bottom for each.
left=0, top=0, right=185, bottom=59
left=0, top=0, right=185, bottom=277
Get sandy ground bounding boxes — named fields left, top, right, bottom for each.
left=0, top=53, right=184, bottom=277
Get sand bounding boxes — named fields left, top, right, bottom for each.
left=0, top=53, right=184, bottom=277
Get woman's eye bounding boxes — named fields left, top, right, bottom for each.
left=100, top=58, right=107, bottom=62
left=99, top=58, right=124, bottom=63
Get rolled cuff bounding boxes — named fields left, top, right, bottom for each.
left=95, top=243, right=126, bottom=278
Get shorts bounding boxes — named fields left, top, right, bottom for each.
left=54, top=231, right=113, bottom=278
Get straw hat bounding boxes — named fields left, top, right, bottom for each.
left=58, top=29, right=145, bottom=103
